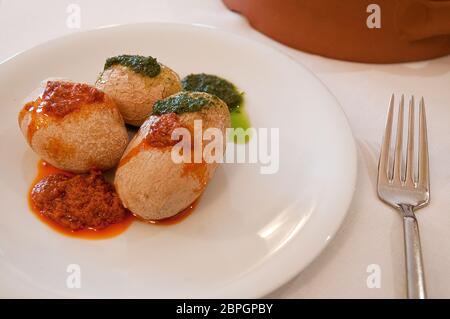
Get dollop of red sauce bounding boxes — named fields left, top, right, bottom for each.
left=19, top=81, right=106, bottom=144
left=145, top=113, right=185, bottom=147
left=32, top=172, right=129, bottom=231
left=37, top=81, right=105, bottom=117
left=119, top=113, right=187, bottom=168
left=29, top=161, right=133, bottom=239
left=28, top=161, right=199, bottom=239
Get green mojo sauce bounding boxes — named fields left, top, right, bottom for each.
left=152, top=92, right=210, bottom=115
left=181, top=73, right=251, bottom=143
left=104, top=55, right=161, bottom=78
left=181, top=73, right=242, bottom=112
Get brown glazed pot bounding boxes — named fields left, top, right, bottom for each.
left=223, top=0, right=450, bottom=63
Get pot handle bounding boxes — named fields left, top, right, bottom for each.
left=396, top=0, right=450, bottom=41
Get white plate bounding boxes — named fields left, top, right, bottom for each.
left=0, top=23, right=356, bottom=298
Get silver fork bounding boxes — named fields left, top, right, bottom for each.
left=377, top=94, right=430, bottom=299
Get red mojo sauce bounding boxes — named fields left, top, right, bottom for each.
left=19, top=81, right=106, bottom=144
left=29, top=161, right=133, bottom=239
left=31, top=81, right=105, bottom=117
left=28, top=160, right=197, bottom=239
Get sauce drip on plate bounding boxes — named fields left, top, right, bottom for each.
left=138, top=200, right=198, bottom=226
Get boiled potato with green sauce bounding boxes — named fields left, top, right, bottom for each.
left=96, top=55, right=182, bottom=126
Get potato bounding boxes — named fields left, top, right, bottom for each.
left=115, top=91, right=230, bottom=220
left=95, top=55, right=181, bottom=126
left=18, top=80, right=128, bottom=173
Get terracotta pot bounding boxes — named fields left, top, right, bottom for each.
left=223, top=0, right=450, bottom=63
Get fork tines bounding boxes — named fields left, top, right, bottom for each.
left=378, top=94, right=429, bottom=190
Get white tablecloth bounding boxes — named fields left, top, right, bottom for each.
left=1, top=0, right=449, bottom=298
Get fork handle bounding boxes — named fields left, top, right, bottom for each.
left=401, top=204, right=427, bottom=299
